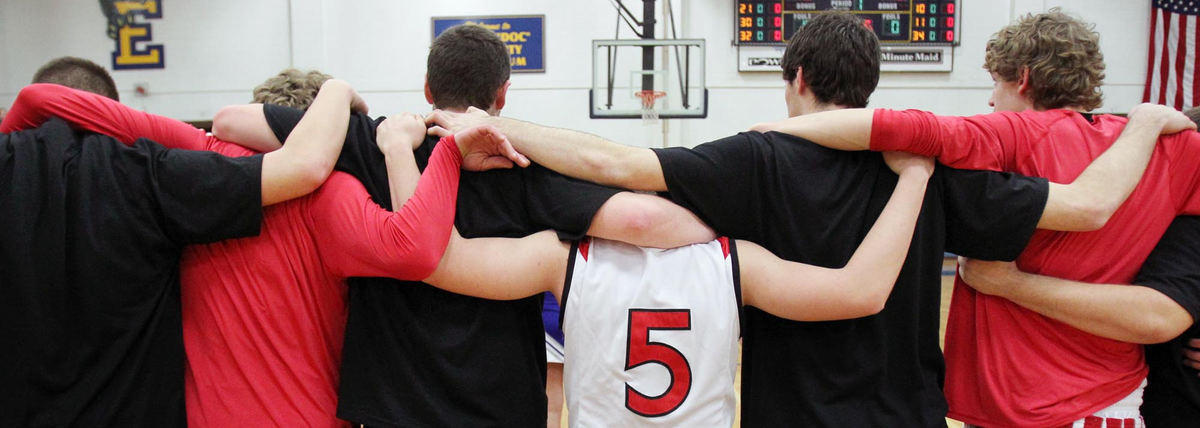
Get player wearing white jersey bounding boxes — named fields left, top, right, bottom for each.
left=563, top=237, right=740, bottom=426
left=422, top=152, right=932, bottom=425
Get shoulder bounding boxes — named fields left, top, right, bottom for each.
left=665, top=131, right=827, bottom=160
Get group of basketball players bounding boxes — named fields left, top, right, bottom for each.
left=1, top=7, right=1198, bottom=428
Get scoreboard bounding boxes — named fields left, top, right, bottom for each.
left=735, top=1, right=958, bottom=46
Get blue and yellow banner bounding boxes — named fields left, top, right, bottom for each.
left=100, top=0, right=165, bottom=70
left=432, top=15, right=545, bottom=73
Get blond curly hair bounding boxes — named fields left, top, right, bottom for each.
left=984, top=8, right=1105, bottom=111
left=251, top=68, right=333, bottom=109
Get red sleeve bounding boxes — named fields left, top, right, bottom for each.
left=308, top=136, right=463, bottom=280
left=870, top=108, right=1030, bottom=172
left=0, top=83, right=211, bottom=151
left=1165, top=131, right=1200, bottom=214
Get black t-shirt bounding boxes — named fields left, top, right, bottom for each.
left=1132, top=216, right=1200, bottom=427
left=653, top=131, right=1047, bottom=427
left=263, top=105, right=621, bottom=427
left=0, top=119, right=263, bottom=427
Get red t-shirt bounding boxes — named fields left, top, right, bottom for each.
left=1, top=84, right=462, bottom=427
left=872, top=108, right=1200, bottom=427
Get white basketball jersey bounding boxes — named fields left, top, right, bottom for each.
left=561, top=237, right=741, bottom=427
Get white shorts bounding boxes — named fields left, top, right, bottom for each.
left=545, top=331, right=564, bottom=364
left=1062, top=378, right=1146, bottom=428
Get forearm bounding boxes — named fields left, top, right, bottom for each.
left=1039, top=109, right=1167, bottom=231
left=259, top=80, right=353, bottom=205
left=752, top=108, right=874, bottom=151
left=490, top=116, right=667, bottom=191
left=987, top=274, right=1192, bottom=344
left=424, top=230, right=567, bottom=300
left=382, top=139, right=421, bottom=210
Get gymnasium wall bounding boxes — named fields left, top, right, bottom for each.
left=0, top=0, right=1150, bottom=149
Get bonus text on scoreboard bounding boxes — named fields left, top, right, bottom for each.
left=735, top=1, right=957, bottom=46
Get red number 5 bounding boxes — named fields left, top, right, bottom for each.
left=624, top=309, right=692, bottom=417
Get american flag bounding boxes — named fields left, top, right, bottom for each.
left=1144, top=0, right=1200, bottom=110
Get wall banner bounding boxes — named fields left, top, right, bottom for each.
left=99, top=0, right=165, bottom=70
left=432, top=15, right=545, bottom=73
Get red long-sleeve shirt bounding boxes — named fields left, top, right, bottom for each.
left=872, top=108, right=1200, bottom=427
left=1, top=84, right=462, bottom=427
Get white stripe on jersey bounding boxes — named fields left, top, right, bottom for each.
left=562, top=238, right=740, bottom=427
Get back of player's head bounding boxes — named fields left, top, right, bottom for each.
left=251, top=68, right=333, bottom=109
left=781, top=12, right=880, bottom=108
left=426, top=24, right=511, bottom=110
left=985, top=8, right=1105, bottom=111
left=1185, top=107, right=1200, bottom=128
left=32, top=56, right=120, bottom=101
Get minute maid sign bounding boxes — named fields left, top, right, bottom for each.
left=432, top=15, right=545, bottom=73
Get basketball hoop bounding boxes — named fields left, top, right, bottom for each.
left=635, top=90, right=667, bottom=122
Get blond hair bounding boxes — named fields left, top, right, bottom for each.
left=251, top=68, right=333, bottom=109
left=984, top=8, right=1105, bottom=111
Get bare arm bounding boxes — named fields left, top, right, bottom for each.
left=374, top=113, right=426, bottom=208
left=587, top=192, right=716, bottom=248
left=739, top=152, right=932, bottom=321
left=749, top=108, right=875, bottom=151
left=211, top=104, right=284, bottom=152
left=427, top=108, right=666, bottom=191
left=424, top=230, right=570, bottom=300
left=259, top=79, right=364, bottom=206
left=1038, top=103, right=1197, bottom=231
left=958, top=258, right=1193, bottom=344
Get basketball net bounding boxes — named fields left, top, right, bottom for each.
left=636, top=90, right=666, bottom=124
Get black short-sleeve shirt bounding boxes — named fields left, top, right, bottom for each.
left=0, top=119, right=263, bottom=427
left=264, top=105, right=621, bottom=427
left=1132, top=216, right=1200, bottom=427
left=653, top=131, right=1047, bottom=427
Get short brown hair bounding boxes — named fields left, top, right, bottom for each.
left=984, top=8, right=1105, bottom=111
left=1184, top=107, right=1200, bottom=128
left=426, top=24, right=511, bottom=110
left=781, top=12, right=880, bottom=108
left=32, top=57, right=119, bottom=101
left=251, top=68, right=333, bottom=109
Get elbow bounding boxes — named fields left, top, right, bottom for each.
left=17, top=84, right=49, bottom=104
left=844, top=280, right=890, bottom=318
left=617, top=205, right=660, bottom=241
left=1062, top=188, right=1120, bottom=232
left=410, top=241, right=447, bottom=281
left=211, top=106, right=239, bottom=141
left=855, top=292, right=889, bottom=317
left=1133, top=316, right=1190, bottom=344
left=294, top=156, right=336, bottom=195
left=1077, top=201, right=1117, bottom=232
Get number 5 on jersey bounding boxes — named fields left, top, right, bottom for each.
left=624, top=309, right=693, bottom=417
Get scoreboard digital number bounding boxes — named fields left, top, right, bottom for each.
left=735, top=1, right=958, bottom=46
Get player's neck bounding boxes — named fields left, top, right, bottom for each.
left=794, top=101, right=849, bottom=117
left=431, top=104, right=501, bottom=116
